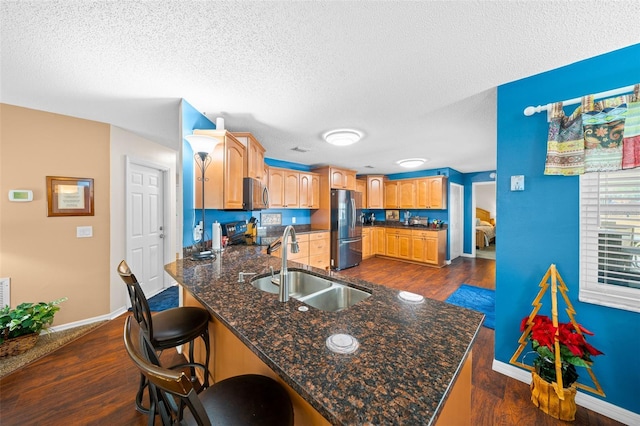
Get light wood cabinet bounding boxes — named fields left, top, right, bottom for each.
left=385, top=179, right=415, bottom=209
left=377, top=227, right=447, bottom=267
left=399, top=180, right=416, bottom=209
left=362, top=227, right=372, bottom=259
left=299, top=172, right=320, bottom=209
left=415, top=176, right=447, bottom=209
left=271, top=231, right=329, bottom=270
left=193, top=130, right=246, bottom=209
left=268, top=168, right=286, bottom=208
left=284, top=170, right=300, bottom=208
left=374, top=227, right=386, bottom=255
left=384, top=181, right=399, bottom=209
left=328, top=167, right=357, bottom=190
left=385, top=176, right=447, bottom=210
left=232, top=132, right=266, bottom=180
left=410, top=229, right=446, bottom=266
left=268, top=168, right=308, bottom=209
left=367, top=176, right=385, bottom=209
left=356, top=179, right=367, bottom=208
left=308, top=231, right=330, bottom=270
left=385, top=228, right=412, bottom=259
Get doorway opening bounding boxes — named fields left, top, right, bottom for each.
left=473, top=181, right=496, bottom=260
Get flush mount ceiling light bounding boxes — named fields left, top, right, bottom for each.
left=396, top=158, right=427, bottom=168
left=322, top=129, right=363, bottom=146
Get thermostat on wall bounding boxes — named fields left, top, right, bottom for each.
left=8, top=189, right=33, bottom=202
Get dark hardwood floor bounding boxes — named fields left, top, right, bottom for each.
left=0, top=256, right=623, bottom=425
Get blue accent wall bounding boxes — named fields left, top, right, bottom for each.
left=496, top=43, right=640, bottom=413
left=182, top=100, right=216, bottom=246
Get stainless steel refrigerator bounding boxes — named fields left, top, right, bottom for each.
left=330, top=189, right=362, bottom=270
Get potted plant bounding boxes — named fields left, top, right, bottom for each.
left=520, top=314, right=604, bottom=420
left=0, top=297, right=67, bottom=357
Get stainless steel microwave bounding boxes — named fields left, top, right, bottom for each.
left=243, top=177, right=269, bottom=210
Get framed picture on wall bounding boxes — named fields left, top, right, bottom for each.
left=46, top=176, right=94, bottom=217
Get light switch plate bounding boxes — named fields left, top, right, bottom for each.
left=510, top=175, right=525, bottom=191
left=77, top=226, right=93, bottom=238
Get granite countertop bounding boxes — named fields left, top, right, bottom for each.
left=165, top=246, right=482, bottom=425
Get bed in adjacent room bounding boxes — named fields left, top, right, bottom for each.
left=475, top=207, right=496, bottom=249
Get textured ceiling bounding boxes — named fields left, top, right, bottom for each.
left=2, top=1, right=639, bottom=174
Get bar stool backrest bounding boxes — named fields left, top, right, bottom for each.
left=124, top=316, right=212, bottom=426
left=117, top=260, right=155, bottom=342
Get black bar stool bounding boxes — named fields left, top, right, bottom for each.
left=117, top=260, right=211, bottom=415
left=124, top=316, right=294, bottom=426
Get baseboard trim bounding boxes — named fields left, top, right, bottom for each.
left=492, top=359, right=640, bottom=425
left=46, top=307, right=127, bottom=333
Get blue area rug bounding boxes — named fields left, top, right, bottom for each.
left=445, top=284, right=495, bottom=329
left=147, top=286, right=178, bottom=312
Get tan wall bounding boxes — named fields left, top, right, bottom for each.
left=0, top=104, right=111, bottom=324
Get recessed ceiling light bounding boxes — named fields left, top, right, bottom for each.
left=396, top=158, right=427, bottom=168
left=322, top=129, right=363, bottom=146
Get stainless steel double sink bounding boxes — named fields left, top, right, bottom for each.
left=251, top=269, right=370, bottom=312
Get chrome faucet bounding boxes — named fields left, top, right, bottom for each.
left=271, top=225, right=299, bottom=302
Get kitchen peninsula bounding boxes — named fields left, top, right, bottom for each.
left=165, top=245, right=483, bottom=425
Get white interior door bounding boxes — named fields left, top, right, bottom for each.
left=449, top=183, right=463, bottom=260
left=127, top=162, right=165, bottom=296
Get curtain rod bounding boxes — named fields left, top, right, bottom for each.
left=523, top=84, right=636, bottom=117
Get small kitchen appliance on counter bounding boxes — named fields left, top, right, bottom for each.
left=408, top=216, right=429, bottom=227
left=221, top=221, right=248, bottom=245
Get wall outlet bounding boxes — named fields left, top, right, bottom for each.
left=292, top=217, right=296, bottom=224
left=193, top=221, right=203, bottom=242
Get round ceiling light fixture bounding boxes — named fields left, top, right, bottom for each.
left=396, top=158, right=427, bottom=168
left=323, top=129, right=363, bottom=146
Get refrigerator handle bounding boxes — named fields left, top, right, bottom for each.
left=351, top=198, right=356, bottom=229
left=340, top=238, right=362, bottom=244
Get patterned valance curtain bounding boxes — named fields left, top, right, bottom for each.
left=544, top=84, right=640, bottom=175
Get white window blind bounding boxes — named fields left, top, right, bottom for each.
left=580, top=168, right=640, bottom=313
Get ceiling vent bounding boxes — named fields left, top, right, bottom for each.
left=291, top=146, right=311, bottom=153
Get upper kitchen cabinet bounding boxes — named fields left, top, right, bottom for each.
left=367, top=175, right=385, bottom=209
left=314, top=166, right=357, bottom=190
left=231, top=132, right=266, bottom=180
left=268, top=167, right=306, bottom=208
left=386, top=180, right=415, bottom=209
left=299, top=172, right=320, bottom=209
left=415, top=176, right=448, bottom=209
left=356, top=179, right=367, bottom=208
left=399, top=180, right=416, bottom=209
left=193, top=130, right=246, bottom=209
left=384, top=181, right=399, bottom=209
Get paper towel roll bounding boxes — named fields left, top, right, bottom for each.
left=212, top=221, right=222, bottom=251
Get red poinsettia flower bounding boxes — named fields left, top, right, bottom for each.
left=521, top=315, right=604, bottom=367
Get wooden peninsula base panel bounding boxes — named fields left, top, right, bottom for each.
left=183, top=290, right=472, bottom=426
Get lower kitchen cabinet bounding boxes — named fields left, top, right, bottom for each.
left=385, top=228, right=412, bottom=260
left=362, top=227, right=372, bottom=259
left=271, top=231, right=329, bottom=270
left=376, top=227, right=447, bottom=267
left=374, top=227, right=386, bottom=255
left=308, top=231, right=330, bottom=270
left=410, top=229, right=446, bottom=266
